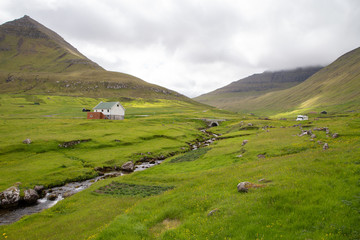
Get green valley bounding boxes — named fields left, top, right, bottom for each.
left=0, top=15, right=359, bottom=240
left=0, top=94, right=359, bottom=240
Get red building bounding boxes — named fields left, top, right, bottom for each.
left=87, top=112, right=106, bottom=119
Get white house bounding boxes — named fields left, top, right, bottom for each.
left=93, top=101, right=125, bottom=120
left=296, top=115, right=308, bottom=121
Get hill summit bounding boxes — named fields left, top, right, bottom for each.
left=0, top=16, right=189, bottom=101
left=0, top=15, right=102, bottom=72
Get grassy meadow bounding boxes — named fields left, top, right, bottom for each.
left=0, top=94, right=359, bottom=239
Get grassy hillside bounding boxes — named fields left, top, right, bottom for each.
left=0, top=94, right=359, bottom=239
left=246, top=47, right=360, bottom=117
left=0, top=15, right=102, bottom=72
left=0, top=16, right=190, bottom=101
left=196, top=47, right=360, bottom=116
left=194, top=67, right=322, bottom=112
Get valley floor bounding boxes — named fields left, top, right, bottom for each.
left=0, top=94, right=359, bottom=239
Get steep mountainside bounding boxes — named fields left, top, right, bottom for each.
left=234, top=46, right=360, bottom=115
left=0, top=16, right=190, bottom=101
left=0, top=15, right=102, bottom=72
left=194, top=67, right=322, bottom=111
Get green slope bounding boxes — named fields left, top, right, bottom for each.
left=243, top=46, right=360, bottom=116
left=194, top=67, right=322, bottom=111
left=0, top=94, right=359, bottom=239
left=0, top=16, right=190, bottom=101
left=195, top=47, right=360, bottom=116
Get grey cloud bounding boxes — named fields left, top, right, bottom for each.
left=1, top=0, right=360, bottom=97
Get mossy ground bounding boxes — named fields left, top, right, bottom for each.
left=0, top=94, right=359, bottom=240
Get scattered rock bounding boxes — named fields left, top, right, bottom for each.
left=311, top=134, right=316, bottom=139
left=332, top=133, right=339, bottom=138
left=247, top=123, right=253, bottom=126
left=237, top=182, right=251, bottom=192
left=236, top=154, right=243, bottom=158
left=317, top=140, right=324, bottom=145
left=23, top=138, right=32, bottom=144
left=237, top=182, right=265, bottom=193
left=58, top=139, right=91, bottom=148
left=323, top=143, right=329, bottom=150
left=257, top=154, right=266, bottom=159
left=0, top=186, right=21, bottom=208
left=207, top=208, right=219, bottom=216
left=34, top=185, right=44, bottom=195
left=47, top=194, right=57, bottom=201
left=23, top=189, right=39, bottom=204
left=121, top=161, right=135, bottom=172
left=242, top=140, right=248, bottom=146
left=258, top=178, right=272, bottom=183
left=63, top=191, right=75, bottom=198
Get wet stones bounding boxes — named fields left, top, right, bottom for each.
left=23, top=189, right=39, bottom=204
left=0, top=186, right=21, bottom=208
left=47, top=194, right=58, bottom=201
left=121, top=161, right=135, bottom=172
left=34, top=185, right=44, bottom=195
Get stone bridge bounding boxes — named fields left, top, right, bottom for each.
left=202, top=119, right=226, bottom=127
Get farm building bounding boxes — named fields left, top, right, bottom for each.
left=87, top=101, right=125, bottom=120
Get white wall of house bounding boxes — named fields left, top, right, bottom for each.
left=94, top=102, right=125, bottom=119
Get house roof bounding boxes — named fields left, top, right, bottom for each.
left=93, top=102, right=118, bottom=110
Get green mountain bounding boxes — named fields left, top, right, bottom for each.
left=194, top=67, right=322, bottom=112
left=0, top=16, right=189, bottom=101
left=234, top=46, right=360, bottom=115
left=196, top=46, right=360, bottom=116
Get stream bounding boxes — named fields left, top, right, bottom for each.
left=0, top=129, right=218, bottom=225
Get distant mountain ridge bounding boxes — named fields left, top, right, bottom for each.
left=194, top=67, right=322, bottom=111
left=195, top=46, right=360, bottom=115
left=0, top=16, right=190, bottom=101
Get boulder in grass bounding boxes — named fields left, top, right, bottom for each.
left=332, top=133, right=339, bottom=138
left=242, top=140, right=248, bottom=146
left=237, top=182, right=265, bottom=193
left=237, top=182, right=251, bottom=192
left=23, top=138, right=32, bottom=144
left=323, top=143, right=329, bottom=150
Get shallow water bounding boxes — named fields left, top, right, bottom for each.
left=0, top=161, right=162, bottom=225
left=0, top=129, right=217, bottom=225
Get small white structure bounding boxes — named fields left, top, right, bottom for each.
left=93, top=101, right=125, bottom=120
left=296, top=115, right=308, bottom=121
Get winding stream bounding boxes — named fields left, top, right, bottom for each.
left=0, top=129, right=218, bottom=225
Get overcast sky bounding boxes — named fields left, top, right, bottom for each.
left=1, top=0, right=359, bottom=97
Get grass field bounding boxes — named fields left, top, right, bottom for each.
left=0, top=94, right=359, bottom=239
